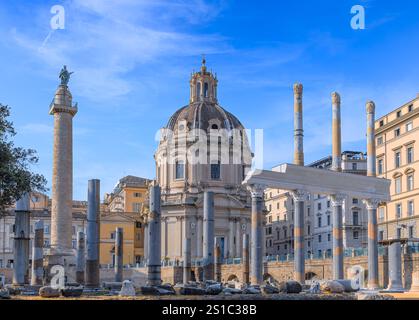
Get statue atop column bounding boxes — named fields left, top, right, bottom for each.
left=59, top=65, right=73, bottom=86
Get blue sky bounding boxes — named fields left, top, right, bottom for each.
left=1, top=0, right=419, bottom=200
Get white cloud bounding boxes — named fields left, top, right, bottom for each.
left=10, top=0, right=230, bottom=102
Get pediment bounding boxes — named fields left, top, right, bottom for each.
left=101, top=212, right=137, bottom=222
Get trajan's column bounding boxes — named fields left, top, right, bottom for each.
left=49, top=66, right=77, bottom=262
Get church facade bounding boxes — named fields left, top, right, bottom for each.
left=153, top=59, right=253, bottom=261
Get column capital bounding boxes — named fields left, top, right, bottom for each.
left=329, top=193, right=345, bottom=207
left=366, top=100, right=376, bottom=114
left=331, top=92, right=341, bottom=105
left=247, top=184, right=266, bottom=198
left=291, top=189, right=307, bottom=202
left=293, top=83, right=303, bottom=96
left=363, top=198, right=381, bottom=210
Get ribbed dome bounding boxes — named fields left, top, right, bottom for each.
left=166, top=101, right=245, bottom=132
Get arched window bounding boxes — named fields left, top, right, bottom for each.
left=204, top=83, right=209, bottom=97
left=175, top=160, right=185, bottom=179
left=196, top=82, right=201, bottom=99
left=211, top=161, right=220, bottom=180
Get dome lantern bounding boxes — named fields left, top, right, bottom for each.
left=190, top=56, right=218, bottom=104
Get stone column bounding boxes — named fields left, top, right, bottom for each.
left=161, top=217, right=166, bottom=259
left=248, top=185, right=264, bottom=285
left=365, top=100, right=380, bottom=289
left=31, top=220, right=44, bottom=286
left=196, top=216, right=203, bottom=259
left=235, top=218, right=242, bottom=258
left=330, top=194, right=345, bottom=279
left=49, top=82, right=77, bottom=255
left=366, top=101, right=376, bottom=177
left=242, top=234, right=250, bottom=284
left=203, top=191, right=215, bottom=281
left=331, top=92, right=342, bottom=172
left=292, top=190, right=306, bottom=284
left=386, top=240, right=404, bottom=291
left=143, top=220, right=149, bottom=261
left=147, top=184, right=162, bottom=286
left=76, top=231, right=85, bottom=285
left=331, top=92, right=344, bottom=279
left=214, top=237, right=222, bottom=282
left=115, top=227, right=123, bottom=282
left=86, top=179, right=100, bottom=288
left=13, top=193, right=30, bottom=286
left=364, top=199, right=380, bottom=290
left=229, top=218, right=235, bottom=258
left=293, top=83, right=304, bottom=166
left=183, top=237, right=191, bottom=284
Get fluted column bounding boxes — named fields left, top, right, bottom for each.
left=147, top=184, right=162, bottom=286
left=364, top=199, right=380, bottom=289
left=115, top=227, right=123, bottom=282
left=229, top=218, right=235, bottom=258
left=292, top=190, right=307, bottom=284
left=196, top=216, right=203, bottom=258
left=214, top=237, right=222, bottom=282
left=235, top=218, right=242, bottom=258
left=387, top=240, right=404, bottom=291
left=31, top=220, right=44, bottom=286
left=75, top=231, right=85, bottom=284
left=86, top=179, right=100, bottom=288
left=330, top=194, right=345, bottom=279
left=13, top=193, right=30, bottom=286
left=366, top=101, right=376, bottom=177
left=293, top=83, right=304, bottom=166
left=248, top=184, right=265, bottom=285
left=161, top=217, right=167, bottom=258
left=183, top=237, right=191, bottom=283
left=331, top=92, right=342, bottom=172
left=203, top=191, right=215, bottom=281
left=242, top=234, right=250, bottom=284
left=143, top=219, right=149, bottom=261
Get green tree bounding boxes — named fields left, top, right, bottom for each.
left=0, top=103, right=47, bottom=213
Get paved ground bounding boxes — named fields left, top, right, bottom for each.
left=387, top=292, right=419, bottom=300
left=8, top=293, right=358, bottom=300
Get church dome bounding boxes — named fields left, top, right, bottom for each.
left=166, top=102, right=245, bottom=132
left=166, top=57, right=244, bottom=133
left=155, top=58, right=252, bottom=196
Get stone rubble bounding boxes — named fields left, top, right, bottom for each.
left=261, top=284, right=280, bottom=294
left=61, top=286, right=84, bottom=297
left=335, top=279, right=359, bottom=293
left=206, top=283, right=223, bottom=295
left=39, top=286, right=60, bottom=298
left=0, top=288, right=10, bottom=299
left=119, top=280, right=136, bottom=297
left=140, top=285, right=175, bottom=296
left=320, top=280, right=345, bottom=294
left=278, top=281, right=303, bottom=294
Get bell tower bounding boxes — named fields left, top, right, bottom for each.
left=189, top=56, right=218, bottom=103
